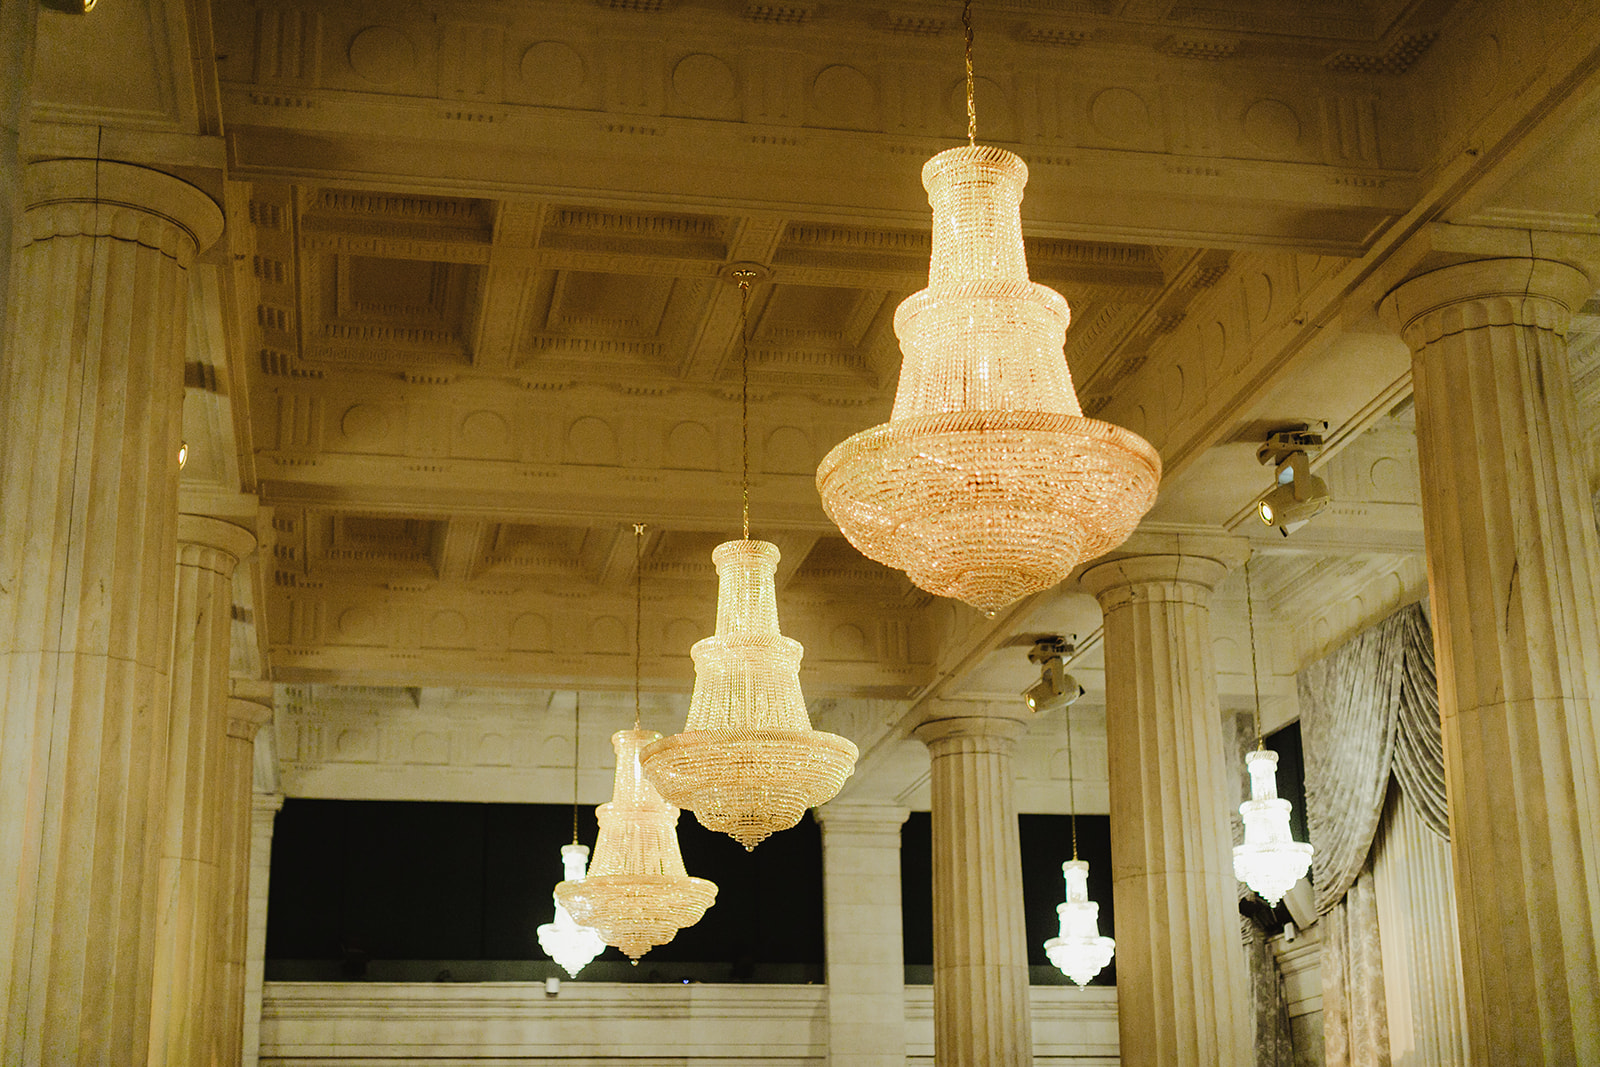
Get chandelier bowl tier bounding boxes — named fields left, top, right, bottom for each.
left=1232, top=749, right=1314, bottom=906
left=816, top=145, right=1160, bottom=614
left=1043, top=859, right=1116, bottom=986
left=537, top=843, right=606, bottom=977
left=557, top=729, right=717, bottom=961
left=643, top=539, right=858, bottom=851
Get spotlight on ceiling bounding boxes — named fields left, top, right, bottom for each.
left=1256, top=425, right=1331, bottom=538
left=1023, top=636, right=1086, bottom=714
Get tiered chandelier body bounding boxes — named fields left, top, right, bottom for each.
left=1232, top=559, right=1314, bottom=906
left=1044, top=859, right=1116, bottom=986
left=642, top=274, right=857, bottom=851
left=815, top=7, right=1159, bottom=614
left=537, top=843, right=606, bottom=977
left=556, top=729, right=717, bottom=960
left=643, top=539, right=858, bottom=850
left=1233, top=749, right=1314, bottom=906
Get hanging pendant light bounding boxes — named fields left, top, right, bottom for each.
left=815, top=1, right=1160, bottom=615
left=537, top=694, right=606, bottom=978
left=1043, top=700, right=1114, bottom=985
left=643, top=271, right=858, bottom=851
left=556, top=525, right=717, bottom=961
left=1232, top=558, right=1314, bottom=906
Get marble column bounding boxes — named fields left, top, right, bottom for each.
left=0, top=0, right=36, bottom=363
left=815, top=802, right=910, bottom=1067
left=1078, top=533, right=1253, bottom=1067
left=1381, top=256, right=1600, bottom=1064
left=148, top=516, right=256, bottom=1067
left=912, top=703, right=1032, bottom=1067
left=0, top=160, right=222, bottom=1064
left=241, top=792, right=284, bottom=1067
left=217, top=684, right=273, bottom=1067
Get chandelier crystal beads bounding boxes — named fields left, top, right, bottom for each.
left=643, top=539, right=858, bottom=850
left=1043, top=859, right=1116, bottom=986
left=1233, top=749, right=1314, bottom=906
left=816, top=145, right=1161, bottom=614
left=536, top=843, right=606, bottom=977
left=557, top=729, right=717, bottom=961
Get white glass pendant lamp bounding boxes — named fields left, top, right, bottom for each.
left=643, top=273, right=858, bottom=851
left=537, top=843, right=606, bottom=977
left=815, top=3, right=1160, bottom=615
left=1045, top=859, right=1116, bottom=986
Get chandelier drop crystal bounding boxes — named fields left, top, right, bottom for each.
left=556, top=729, right=717, bottom=961
left=537, top=843, right=606, bottom=977
left=1233, top=749, right=1314, bottom=906
left=1044, top=859, right=1116, bottom=985
left=643, top=539, right=859, bottom=850
left=815, top=8, right=1160, bottom=615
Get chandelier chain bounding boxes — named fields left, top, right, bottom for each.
left=962, top=0, right=976, bottom=146
left=633, top=522, right=646, bottom=730
left=1065, top=700, right=1078, bottom=860
left=571, top=692, right=581, bottom=844
left=736, top=274, right=754, bottom=540
left=1245, top=556, right=1265, bottom=749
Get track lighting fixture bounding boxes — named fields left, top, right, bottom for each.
left=1256, top=426, right=1330, bottom=537
left=1023, top=636, right=1085, bottom=714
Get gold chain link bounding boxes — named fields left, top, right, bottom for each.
left=963, top=0, right=976, bottom=146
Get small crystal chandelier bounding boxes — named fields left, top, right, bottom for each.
left=556, top=526, right=717, bottom=961
left=1232, top=559, right=1314, bottom=906
left=537, top=694, right=606, bottom=978
left=815, top=2, right=1160, bottom=615
left=643, top=272, right=858, bottom=851
left=1043, top=701, right=1114, bottom=985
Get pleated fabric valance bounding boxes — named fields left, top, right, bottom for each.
left=1299, top=601, right=1447, bottom=916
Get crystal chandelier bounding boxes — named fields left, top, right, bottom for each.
left=815, top=3, right=1160, bottom=615
left=538, top=694, right=605, bottom=978
left=643, top=272, right=858, bottom=851
left=556, top=526, right=717, bottom=961
left=1232, top=560, right=1313, bottom=906
left=1042, top=699, right=1114, bottom=985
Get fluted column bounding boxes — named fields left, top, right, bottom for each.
left=217, top=684, right=273, bottom=1067
left=0, top=0, right=36, bottom=365
left=241, top=792, right=284, bottom=1067
left=148, top=517, right=257, bottom=1067
left=912, top=703, right=1032, bottom=1067
left=0, top=160, right=222, bottom=1065
left=1381, top=256, right=1600, bottom=1064
left=815, top=802, right=910, bottom=1067
left=1079, top=534, right=1253, bottom=1067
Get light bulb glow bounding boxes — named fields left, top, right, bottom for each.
left=536, top=844, right=606, bottom=978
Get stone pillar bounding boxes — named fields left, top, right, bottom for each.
left=1381, top=256, right=1600, bottom=1064
left=217, top=685, right=273, bottom=1067
left=815, top=802, right=910, bottom=1067
left=148, top=517, right=256, bottom=1067
left=1078, top=534, right=1253, bottom=1067
left=912, top=703, right=1032, bottom=1067
left=0, top=160, right=222, bottom=1064
left=241, top=792, right=284, bottom=1067
left=0, top=0, right=36, bottom=363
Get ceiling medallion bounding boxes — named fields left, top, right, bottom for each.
left=815, top=3, right=1159, bottom=614
left=642, top=272, right=858, bottom=850
left=556, top=526, right=717, bottom=961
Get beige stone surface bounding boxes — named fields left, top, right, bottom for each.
left=1382, top=254, right=1600, bottom=1065
left=1078, top=536, right=1253, bottom=1067
left=0, top=158, right=220, bottom=1065
left=242, top=793, right=284, bottom=1067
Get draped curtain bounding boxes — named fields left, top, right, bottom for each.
left=1298, top=601, right=1453, bottom=1067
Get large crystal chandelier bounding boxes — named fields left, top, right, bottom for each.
left=815, top=4, right=1160, bottom=615
left=556, top=526, right=717, bottom=960
left=1043, top=701, right=1114, bottom=985
left=537, top=694, right=605, bottom=977
left=1232, top=560, right=1313, bottom=906
left=643, top=272, right=858, bottom=851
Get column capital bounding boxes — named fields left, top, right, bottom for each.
left=251, top=793, right=286, bottom=817
left=1379, top=257, right=1594, bottom=349
left=177, top=514, right=258, bottom=574
left=23, top=159, right=222, bottom=265
left=812, top=801, right=910, bottom=833
left=227, top=679, right=274, bottom=742
left=1077, top=529, right=1248, bottom=605
left=912, top=700, right=1030, bottom=753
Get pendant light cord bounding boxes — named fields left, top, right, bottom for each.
left=571, top=692, right=581, bottom=845
left=735, top=271, right=755, bottom=540
left=962, top=0, right=976, bottom=146
left=633, top=522, right=646, bottom=730
left=1065, top=701, right=1079, bottom=861
left=1245, top=556, right=1265, bottom=750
